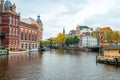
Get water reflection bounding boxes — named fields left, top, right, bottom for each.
left=0, top=50, right=120, bottom=80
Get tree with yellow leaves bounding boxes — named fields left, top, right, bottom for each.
left=54, top=33, right=67, bottom=45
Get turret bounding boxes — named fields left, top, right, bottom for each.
left=36, top=15, right=42, bottom=24
left=0, top=0, right=4, bottom=12
left=63, top=27, right=65, bottom=34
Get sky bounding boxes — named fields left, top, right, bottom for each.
left=10, top=0, right=120, bottom=40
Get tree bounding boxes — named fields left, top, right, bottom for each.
left=65, top=38, right=70, bottom=46
left=54, top=33, right=67, bottom=45
left=93, top=26, right=120, bottom=44
left=73, top=36, right=79, bottom=46
left=65, top=36, right=79, bottom=47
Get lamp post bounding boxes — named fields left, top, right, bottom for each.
left=50, top=38, right=53, bottom=49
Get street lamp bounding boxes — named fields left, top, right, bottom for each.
left=50, top=37, right=53, bottom=49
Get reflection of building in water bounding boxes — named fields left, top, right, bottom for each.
left=8, top=53, right=42, bottom=64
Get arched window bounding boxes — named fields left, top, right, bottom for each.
left=25, top=33, right=27, bottom=40
left=21, top=32, right=23, bottom=40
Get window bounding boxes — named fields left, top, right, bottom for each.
left=9, top=39, right=12, bottom=45
left=29, top=33, right=31, bottom=40
left=26, top=44, right=27, bottom=48
left=35, top=35, right=36, bottom=41
left=29, top=44, right=31, bottom=49
left=32, top=34, right=34, bottom=41
left=21, top=32, right=23, bottom=40
left=25, top=33, right=27, bottom=40
left=9, top=16, right=12, bottom=24
left=12, top=28, right=14, bottom=35
left=13, top=40, right=15, bottom=45
left=21, top=44, right=24, bottom=48
left=0, top=16, right=2, bottom=23
left=16, top=28, right=18, bottom=35
left=32, top=44, right=34, bottom=48
left=16, top=39, right=18, bottom=45
left=16, top=19, right=18, bottom=26
left=10, top=27, right=12, bottom=34
left=13, top=18, right=15, bottom=25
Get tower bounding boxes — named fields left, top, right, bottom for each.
left=63, top=27, right=65, bottom=34
left=0, top=0, right=4, bottom=12
left=36, top=15, right=43, bottom=40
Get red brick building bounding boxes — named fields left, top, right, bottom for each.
left=0, top=0, right=43, bottom=51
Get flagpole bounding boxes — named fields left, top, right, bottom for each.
left=99, top=30, right=102, bottom=56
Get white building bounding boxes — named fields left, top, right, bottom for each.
left=82, top=36, right=97, bottom=47
left=69, top=25, right=98, bottom=47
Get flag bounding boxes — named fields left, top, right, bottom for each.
left=100, top=31, right=103, bottom=43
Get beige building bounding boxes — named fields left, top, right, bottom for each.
left=103, top=45, right=120, bottom=60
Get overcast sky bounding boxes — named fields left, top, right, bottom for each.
left=10, top=0, right=120, bottom=40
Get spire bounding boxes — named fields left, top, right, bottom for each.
left=63, top=27, right=65, bottom=34
left=36, top=15, right=42, bottom=24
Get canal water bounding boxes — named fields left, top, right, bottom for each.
left=0, top=50, right=120, bottom=80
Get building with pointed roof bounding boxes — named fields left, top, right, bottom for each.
left=63, top=27, right=65, bottom=34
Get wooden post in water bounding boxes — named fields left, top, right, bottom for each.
left=96, top=55, right=98, bottom=63
left=114, top=58, right=118, bottom=66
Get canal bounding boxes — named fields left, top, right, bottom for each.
left=0, top=50, right=120, bottom=80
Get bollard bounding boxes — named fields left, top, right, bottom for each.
left=96, top=55, right=98, bottom=63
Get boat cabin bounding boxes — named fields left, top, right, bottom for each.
left=103, top=45, right=120, bottom=60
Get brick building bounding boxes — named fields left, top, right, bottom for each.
left=0, top=0, right=43, bottom=51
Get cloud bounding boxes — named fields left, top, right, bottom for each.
left=10, top=0, right=120, bottom=39
left=84, top=2, right=120, bottom=30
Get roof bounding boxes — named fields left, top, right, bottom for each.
left=20, top=21, right=38, bottom=29
left=79, top=25, right=90, bottom=30
left=103, top=45, right=120, bottom=50
left=21, top=17, right=36, bottom=24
